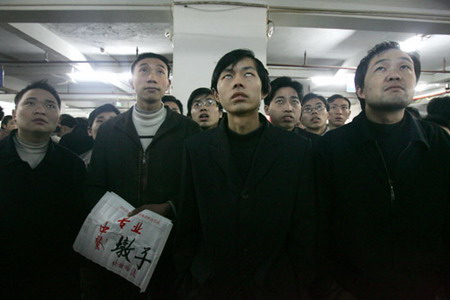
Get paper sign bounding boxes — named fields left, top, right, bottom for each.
left=73, top=192, right=173, bottom=292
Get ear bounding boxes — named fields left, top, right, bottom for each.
left=166, top=78, right=172, bottom=92
left=12, top=109, right=16, bottom=120
left=87, top=128, right=93, bottom=137
left=219, top=110, right=223, bottom=118
left=213, top=89, right=220, bottom=104
left=264, top=104, right=270, bottom=115
left=356, top=86, right=365, bottom=100
left=129, top=78, right=135, bottom=90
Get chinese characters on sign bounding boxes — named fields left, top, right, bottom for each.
left=73, top=192, right=173, bottom=292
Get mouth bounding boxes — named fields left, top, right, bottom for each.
left=231, top=92, right=247, bottom=101
left=198, top=113, right=210, bottom=122
left=32, top=118, right=47, bottom=124
left=144, top=87, right=160, bottom=92
left=281, top=115, right=294, bottom=122
left=385, top=85, right=404, bottom=92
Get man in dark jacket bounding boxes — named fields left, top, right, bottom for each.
left=316, top=41, right=450, bottom=299
left=84, top=52, right=200, bottom=299
left=0, top=81, right=86, bottom=298
left=175, top=49, right=315, bottom=299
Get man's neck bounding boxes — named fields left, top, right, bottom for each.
left=306, top=125, right=327, bottom=135
left=136, top=98, right=163, bottom=112
left=227, top=112, right=261, bottom=135
left=328, top=123, right=339, bottom=130
left=365, top=106, right=405, bottom=124
left=17, top=130, right=50, bottom=144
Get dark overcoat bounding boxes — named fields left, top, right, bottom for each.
left=175, top=115, right=316, bottom=299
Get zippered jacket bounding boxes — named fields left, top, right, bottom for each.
left=316, top=111, right=450, bottom=299
left=85, top=106, right=200, bottom=212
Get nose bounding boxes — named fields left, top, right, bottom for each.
left=33, top=102, right=46, bottom=114
left=387, top=71, right=401, bottom=81
left=232, top=73, right=245, bottom=89
left=146, top=71, right=158, bottom=82
left=283, top=102, right=293, bottom=112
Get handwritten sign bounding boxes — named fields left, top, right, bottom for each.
left=73, top=192, right=172, bottom=292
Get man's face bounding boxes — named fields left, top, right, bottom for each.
left=89, top=111, right=118, bottom=140
left=264, top=87, right=301, bottom=131
left=164, top=101, right=181, bottom=114
left=214, top=57, right=266, bottom=116
left=13, top=88, right=60, bottom=136
left=5, top=119, right=17, bottom=132
left=300, top=98, right=328, bottom=133
left=132, top=57, right=170, bottom=105
left=190, top=94, right=222, bottom=130
left=328, top=98, right=351, bottom=128
left=357, top=49, right=416, bottom=112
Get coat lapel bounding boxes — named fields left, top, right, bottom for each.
left=209, top=122, right=242, bottom=188
left=244, top=123, right=282, bottom=190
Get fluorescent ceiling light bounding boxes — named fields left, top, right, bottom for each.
left=400, top=34, right=431, bottom=52
left=68, top=71, right=131, bottom=83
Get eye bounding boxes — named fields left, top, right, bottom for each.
left=139, top=67, right=149, bottom=73
left=222, top=74, right=232, bottom=79
left=400, top=65, right=411, bottom=70
left=244, top=72, right=255, bottom=77
left=375, top=66, right=386, bottom=72
left=275, top=99, right=284, bottom=104
left=46, top=103, right=57, bottom=109
left=25, top=101, right=35, bottom=106
left=157, top=70, right=165, bottom=75
left=291, top=99, right=300, bottom=105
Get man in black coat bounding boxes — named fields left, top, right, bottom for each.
left=175, top=49, right=315, bottom=299
left=84, top=52, right=200, bottom=299
left=0, top=81, right=86, bottom=298
left=316, top=41, right=450, bottom=299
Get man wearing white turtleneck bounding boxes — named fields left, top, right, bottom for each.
left=0, top=81, right=87, bottom=298
left=84, top=53, right=200, bottom=299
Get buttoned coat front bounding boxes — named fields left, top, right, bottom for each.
left=175, top=116, right=316, bottom=299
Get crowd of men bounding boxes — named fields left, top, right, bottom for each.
left=0, top=40, right=449, bottom=299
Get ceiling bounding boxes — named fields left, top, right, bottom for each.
left=0, top=0, right=449, bottom=117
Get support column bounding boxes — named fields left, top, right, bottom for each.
left=172, top=3, right=268, bottom=111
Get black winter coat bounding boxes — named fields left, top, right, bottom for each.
left=316, top=111, right=450, bottom=299
left=0, top=131, right=86, bottom=298
left=175, top=115, right=316, bottom=299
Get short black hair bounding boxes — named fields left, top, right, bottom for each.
left=1, top=115, right=13, bottom=128
left=59, top=114, right=77, bottom=128
left=264, top=76, right=303, bottom=106
left=354, top=41, right=421, bottom=109
left=426, top=96, right=450, bottom=126
left=14, top=80, right=61, bottom=108
left=186, top=87, right=223, bottom=117
left=211, top=49, right=270, bottom=96
left=130, top=52, right=171, bottom=77
left=327, top=94, right=351, bottom=108
left=162, top=95, right=183, bottom=114
left=88, top=104, right=120, bottom=128
left=301, top=93, right=329, bottom=111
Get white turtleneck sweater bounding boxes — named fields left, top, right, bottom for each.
left=132, top=104, right=167, bottom=151
left=14, top=135, right=49, bottom=169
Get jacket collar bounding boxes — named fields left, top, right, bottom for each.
left=115, top=105, right=180, bottom=147
left=209, top=113, right=283, bottom=189
left=1, top=130, right=56, bottom=167
left=352, top=110, right=430, bottom=150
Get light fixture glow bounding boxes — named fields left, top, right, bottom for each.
left=400, top=34, right=431, bottom=52
left=68, top=71, right=131, bottom=84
